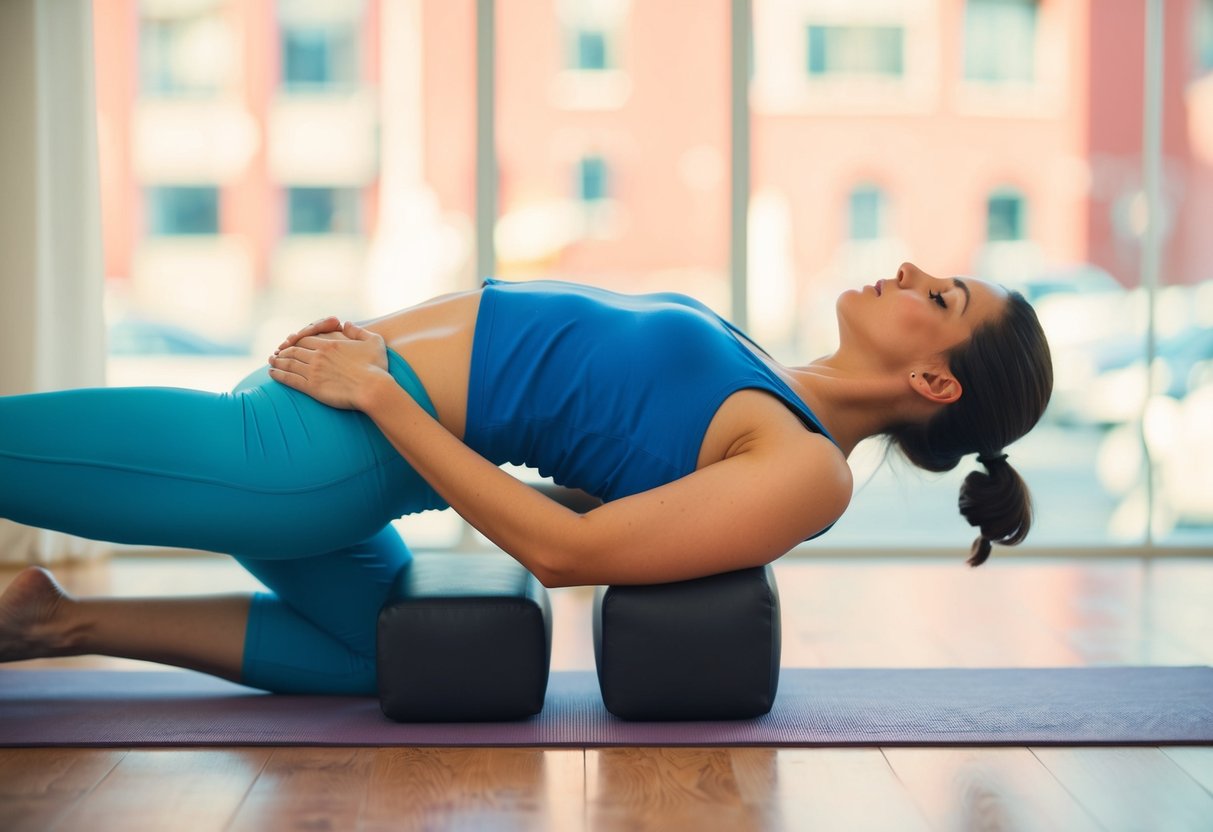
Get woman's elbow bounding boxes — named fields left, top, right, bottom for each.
left=525, top=518, right=597, bottom=588
left=522, top=554, right=580, bottom=588
left=527, top=545, right=583, bottom=588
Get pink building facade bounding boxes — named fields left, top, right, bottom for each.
left=91, top=0, right=1213, bottom=342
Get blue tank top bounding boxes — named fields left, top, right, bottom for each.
left=464, top=278, right=839, bottom=503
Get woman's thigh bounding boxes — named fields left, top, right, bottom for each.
left=0, top=353, right=446, bottom=558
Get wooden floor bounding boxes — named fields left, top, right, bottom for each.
left=2, top=555, right=1212, bottom=831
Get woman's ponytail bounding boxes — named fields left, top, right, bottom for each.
left=958, top=453, right=1032, bottom=567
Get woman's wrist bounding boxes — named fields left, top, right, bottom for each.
left=358, top=370, right=406, bottom=415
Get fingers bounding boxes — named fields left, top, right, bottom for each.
left=276, top=316, right=342, bottom=351
left=275, top=345, right=314, bottom=363
left=267, top=348, right=313, bottom=375
left=267, top=349, right=317, bottom=393
left=266, top=364, right=303, bottom=390
left=343, top=320, right=383, bottom=344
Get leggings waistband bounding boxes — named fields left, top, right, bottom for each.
left=384, top=346, right=438, bottom=420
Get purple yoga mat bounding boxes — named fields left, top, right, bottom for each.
left=1, top=667, right=1211, bottom=747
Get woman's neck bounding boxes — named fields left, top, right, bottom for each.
left=784, top=354, right=916, bottom=458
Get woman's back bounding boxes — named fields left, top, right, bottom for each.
left=463, top=279, right=837, bottom=501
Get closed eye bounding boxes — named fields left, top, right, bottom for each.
left=928, top=290, right=947, bottom=309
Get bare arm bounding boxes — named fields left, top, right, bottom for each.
left=268, top=323, right=852, bottom=586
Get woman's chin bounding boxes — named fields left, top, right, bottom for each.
left=835, top=287, right=864, bottom=314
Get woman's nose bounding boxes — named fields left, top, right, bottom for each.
left=896, top=262, right=917, bottom=286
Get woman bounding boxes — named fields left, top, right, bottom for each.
left=0, top=262, right=1052, bottom=693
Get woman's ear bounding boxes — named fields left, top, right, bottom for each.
left=911, top=366, right=962, bottom=405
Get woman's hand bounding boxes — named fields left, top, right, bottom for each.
left=267, top=321, right=390, bottom=411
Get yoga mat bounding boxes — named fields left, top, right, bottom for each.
left=2, top=667, right=1211, bottom=747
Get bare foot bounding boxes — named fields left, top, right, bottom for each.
left=0, top=566, right=74, bottom=662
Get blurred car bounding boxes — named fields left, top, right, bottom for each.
left=1098, top=382, right=1213, bottom=535
left=107, top=319, right=249, bottom=356
left=1056, top=324, right=1213, bottom=426
left=106, top=319, right=258, bottom=392
left=999, top=264, right=1123, bottom=306
left=1004, top=265, right=1135, bottom=425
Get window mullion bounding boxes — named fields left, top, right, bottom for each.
left=476, top=0, right=496, bottom=287
left=731, top=0, right=751, bottom=329
left=1141, top=0, right=1164, bottom=549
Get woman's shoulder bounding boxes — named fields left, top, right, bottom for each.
left=713, top=400, right=853, bottom=543
left=708, top=389, right=851, bottom=485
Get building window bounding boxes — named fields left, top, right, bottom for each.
left=286, top=187, right=361, bottom=235
left=146, top=186, right=220, bottom=235
left=806, top=25, right=904, bottom=78
left=139, top=13, right=231, bottom=95
left=559, top=0, right=623, bottom=72
left=848, top=184, right=887, bottom=240
left=571, top=27, right=611, bottom=70
left=964, top=0, right=1038, bottom=84
left=281, top=25, right=359, bottom=91
left=577, top=156, right=609, bottom=203
left=1197, top=0, right=1213, bottom=74
left=987, top=189, right=1026, bottom=241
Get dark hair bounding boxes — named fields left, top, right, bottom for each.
left=886, top=291, right=1053, bottom=566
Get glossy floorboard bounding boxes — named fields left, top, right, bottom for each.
left=2, top=555, right=1212, bottom=831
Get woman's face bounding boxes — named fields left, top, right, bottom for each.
left=836, top=262, right=1008, bottom=370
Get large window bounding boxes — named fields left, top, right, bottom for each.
left=97, top=0, right=1213, bottom=552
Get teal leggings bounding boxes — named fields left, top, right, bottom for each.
left=0, top=348, right=448, bottom=694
